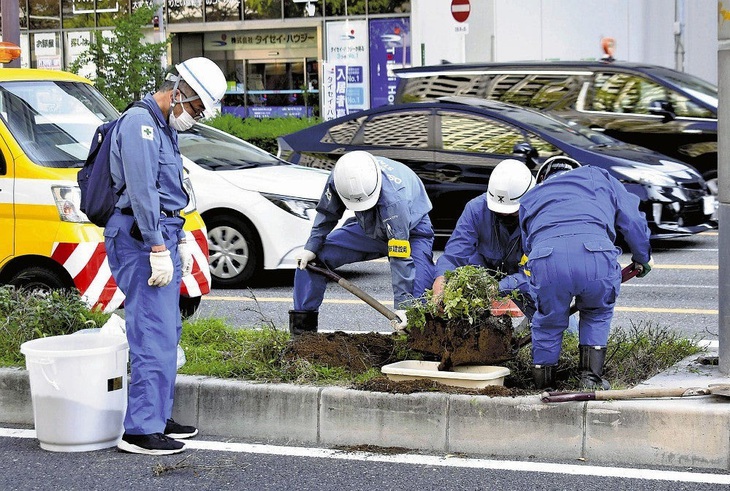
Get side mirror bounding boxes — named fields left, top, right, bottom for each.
left=512, top=142, right=539, bottom=169
left=648, top=100, right=676, bottom=123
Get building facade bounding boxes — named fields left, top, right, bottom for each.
left=5, top=0, right=717, bottom=119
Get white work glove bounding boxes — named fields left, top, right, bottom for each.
left=178, top=240, right=193, bottom=277
left=296, top=249, right=316, bottom=270
left=148, top=250, right=174, bottom=287
left=391, top=309, right=408, bottom=331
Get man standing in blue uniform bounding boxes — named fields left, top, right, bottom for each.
left=432, top=159, right=534, bottom=316
left=290, top=151, right=435, bottom=334
left=519, top=156, right=653, bottom=390
left=105, top=58, right=226, bottom=455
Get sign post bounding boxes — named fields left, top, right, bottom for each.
left=451, top=0, right=471, bottom=62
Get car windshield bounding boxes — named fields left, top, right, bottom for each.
left=0, top=80, right=118, bottom=168
left=178, top=124, right=284, bottom=171
left=652, top=68, right=718, bottom=108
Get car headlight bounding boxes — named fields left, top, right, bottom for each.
left=183, top=177, right=197, bottom=214
left=261, top=193, right=318, bottom=220
left=51, top=185, right=90, bottom=223
left=610, top=167, right=677, bottom=187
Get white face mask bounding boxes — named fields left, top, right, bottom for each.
left=169, top=102, right=196, bottom=131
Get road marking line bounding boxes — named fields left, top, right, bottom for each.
left=204, top=296, right=718, bottom=315
left=615, top=307, right=717, bottom=314
left=0, top=428, right=726, bottom=484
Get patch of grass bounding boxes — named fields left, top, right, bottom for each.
left=0, top=286, right=110, bottom=366
left=0, top=286, right=705, bottom=391
left=203, top=113, right=321, bottom=154
left=505, top=321, right=704, bottom=390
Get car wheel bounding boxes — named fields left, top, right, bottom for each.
left=206, top=214, right=260, bottom=287
left=179, top=295, right=201, bottom=319
left=8, top=267, right=68, bottom=292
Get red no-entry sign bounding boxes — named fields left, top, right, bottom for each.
left=451, top=0, right=471, bottom=23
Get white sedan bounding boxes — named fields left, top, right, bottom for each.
left=179, top=124, right=331, bottom=287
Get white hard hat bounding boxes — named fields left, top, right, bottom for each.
left=487, top=159, right=535, bottom=214
left=175, top=57, right=227, bottom=113
left=536, top=155, right=582, bottom=183
left=332, top=151, right=383, bottom=212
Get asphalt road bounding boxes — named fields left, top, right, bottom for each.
left=196, top=231, right=720, bottom=341
left=0, top=231, right=725, bottom=488
left=0, top=430, right=727, bottom=490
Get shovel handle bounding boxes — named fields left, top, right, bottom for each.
left=542, top=386, right=711, bottom=403
left=305, top=263, right=399, bottom=322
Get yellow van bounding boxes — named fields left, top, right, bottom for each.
left=0, top=66, right=210, bottom=315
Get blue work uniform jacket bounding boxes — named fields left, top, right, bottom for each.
left=305, top=157, right=433, bottom=304
left=435, top=194, right=523, bottom=278
left=109, top=94, right=189, bottom=246
left=519, top=166, right=651, bottom=263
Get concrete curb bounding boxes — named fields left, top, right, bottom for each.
left=2, top=363, right=729, bottom=470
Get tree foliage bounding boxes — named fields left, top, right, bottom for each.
left=69, top=6, right=171, bottom=111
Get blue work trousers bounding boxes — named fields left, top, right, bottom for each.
left=104, top=211, right=183, bottom=435
left=527, top=234, right=620, bottom=365
left=294, top=218, right=435, bottom=311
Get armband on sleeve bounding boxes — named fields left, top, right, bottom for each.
left=387, top=238, right=411, bottom=258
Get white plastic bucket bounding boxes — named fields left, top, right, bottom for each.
left=20, top=334, right=129, bottom=452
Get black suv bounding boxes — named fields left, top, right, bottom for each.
left=395, top=61, right=718, bottom=193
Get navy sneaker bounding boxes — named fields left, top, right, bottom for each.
left=164, top=418, right=198, bottom=439
left=117, top=433, right=184, bottom=455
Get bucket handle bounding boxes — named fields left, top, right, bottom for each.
left=33, top=357, right=60, bottom=391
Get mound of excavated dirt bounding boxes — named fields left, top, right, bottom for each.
left=282, top=331, right=408, bottom=374
left=406, top=314, right=516, bottom=370
left=282, top=330, right=530, bottom=396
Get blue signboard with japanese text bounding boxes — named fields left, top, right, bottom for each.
left=369, top=18, right=410, bottom=108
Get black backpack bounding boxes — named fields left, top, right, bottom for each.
left=78, top=101, right=154, bottom=227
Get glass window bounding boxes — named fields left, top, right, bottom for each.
left=323, top=115, right=366, bottom=144
left=178, top=124, right=282, bottom=171
left=31, top=32, right=62, bottom=69
left=62, top=0, right=94, bottom=28
left=206, top=0, right=241, bottom=21
left=65, top=31, right=92, bottom=72
left=29, top=0, right=61, bottom=29
left=243, top=0, right=281, bottom=20
left=168, top=0, right=204, bottom=23
left=19, top=1, right=30, bottom=29
left=96, top=0, right=129, bottom=27
left=324, top=0, right=364, bottom=16
left=362, top=110, right=430, bottom=147
left=0, top=80, right=118, bottom=168
left=525, top=131, right=562, bottom=158
left=440, top=111, right=523, bottom=155
left=591, top=72, right=679, bottom=115
left=284, top=0, right=321, bottom=18
left=368, top=0, right=411, bottom=15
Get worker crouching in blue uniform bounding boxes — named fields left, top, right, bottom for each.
left=290, top=151, right=436, bottom=334
left=432, top=159, right=534, bottom=317
left=519, top=156, right=653, bottom=390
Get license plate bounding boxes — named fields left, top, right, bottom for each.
left=703, top=195, right=717, bottom=216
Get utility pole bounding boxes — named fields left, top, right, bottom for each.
left=1, top=0, right=21, bottom=67
left=718, top=2, right=729, bottom=374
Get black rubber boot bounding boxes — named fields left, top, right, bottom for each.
left=532, top=364, right=556, bottom=390
left=289, top=310, right=318, bottom=336
left=579, top=345, right=611, bottom=390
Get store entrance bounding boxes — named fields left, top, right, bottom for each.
left=223, top=58, right=319, bottom=118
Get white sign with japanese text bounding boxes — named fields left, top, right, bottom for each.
left=324, top=20, right=369, bottom=116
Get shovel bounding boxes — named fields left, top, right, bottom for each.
left=305, top=262, right=402, bottom=329
left=541, top=384, right=730, bottom=403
